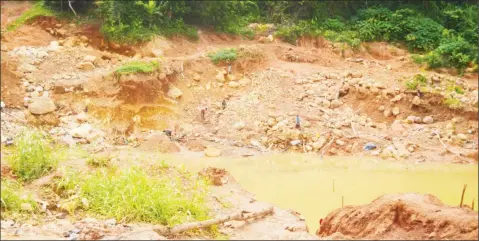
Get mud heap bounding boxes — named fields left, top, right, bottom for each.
left=317, top=193, right=478, bottom=240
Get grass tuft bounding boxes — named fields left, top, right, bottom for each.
left=0, top=179, right=38, bottom=218
left=405, top=74, right=428, bottom=90
left=8, top=130, right=59, bottom=183
left=86, top=155, right=110, bottom=168
left=443, top=97, right=463, bottom=109
left=54, top=167, right=210, bottom=226
left=114, top=60, right=160, bottom=75
left=6, top=2, right=55, bottom=32
left=208, top=48, right=238, bottom=64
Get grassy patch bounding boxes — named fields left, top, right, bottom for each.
left=405, top=74, right=429, bottom=90
left=6, top=2, right=55, bottom=32
left=7, top=130, right=59, bottom=183
left=445, top=82, right=465, bottom=95
left=1, top=179, right=38, bottom=218
left=53, top=167, right=211, bottom=226
left=86, top=155, right=110, bottom=168
left=114, top=60, right=160, bottom=75
left=208, top=48, right=238, bottom=64
left=443, top=97, right=463, bottom=109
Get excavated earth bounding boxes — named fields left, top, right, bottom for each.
left=1, top=2, right=478, bottom=240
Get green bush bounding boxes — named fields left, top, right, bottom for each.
left=405, top=74, right=428, bottom=90
left=54, top=167, right=210, bottom=225
left=208, top=48, right=238, bottom=64
left=323, top=18, right=346, bottom=32
left=413, top=36, right=477, bottom=71
left=115, top=60, right=160, bottom=75
left=8, top=130, right=59, bottom=182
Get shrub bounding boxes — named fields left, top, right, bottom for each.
left=405, top=74, right=428, bottom=90
left=1, top=179, right=38, bottom=217
left=323, top=18, right=346, bottom=32
left=115, top=60, right=160, bottom=75
left=443, top=97, right=462, bottom=109
left=6, top=2, right=55, bottom=31
left=8, top=130, right=58, bottom=182
left=412, top=36, right=477, bottom=72
left=54, top=167, right=210, bottom=225
left=208, top=48, right=238, bottom=64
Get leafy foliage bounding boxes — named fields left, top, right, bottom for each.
left=35, top=0, right=478, bottom=71
left=8, top=130, right=60, bottom=183
left=208, top=48, right=238, bottom=64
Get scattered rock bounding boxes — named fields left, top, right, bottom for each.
left=335, top=140, right=345, bottom=146
left=204, top=147, right=221, bottom=157
left=228, top=81, right=240, bottom=88
left=215, top=72, right=226, bottom=82
left=392, top=107, right=400, bottom=116
left=233, top=122, right=246, bottom=130
left=77, top=62, right=95, bottom=71
left=378, top=105, right=385, bottom=112
left=28, top=97, right=56, bottom=115
left=193, top=74, right=201, bottom=82
left=422, top=116, right=434, bottom=124
left=70, top=124, right=92, bottom=138
left=383, top=109, right=392, bottom=118
left=167, top=85, right=183, bottom=99
left=19, top=63, right=37, bottom=73
left=412, top=96, right=421, bottom=106
left=83, top=55, right=97, bottom=64
left=330, top=99, right=343, bottom=109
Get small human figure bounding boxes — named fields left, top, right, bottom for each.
left=417, top=89, right=424, bottom=98
left=295, top=115, right=301, bottom=129
left=200, top=106, right=208, bottom=122
left=227, top=64, right=232, bottom=75
left=163, top=129, right=172, bottom=140
left=222, top=99, right=227, bottom=110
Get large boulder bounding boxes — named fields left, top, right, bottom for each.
left=28, top=97, right=56, bottom=115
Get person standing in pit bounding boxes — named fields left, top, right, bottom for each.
left=295, top=115, right=301, bottom=129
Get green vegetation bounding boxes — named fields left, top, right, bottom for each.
left=208, top=48, right=238, bottom=64
left=443, top=97, right=463, bottom=109
left=8, top=130, right=59, bottom=183
left=53, top=167, right=210, bottom=226
left=1, top=179, right=38, bottom=218
left=86, top=155, right=110, bottom=168
left=405, top=74, right=429, bottom=90
left=115, top=60, right=160, bottom=75
left=22, top=1, right=479, bottom=71
left=6, top=2, right=55, bottom=31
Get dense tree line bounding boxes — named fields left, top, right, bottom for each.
left=42, top=0, right=477, bottom=71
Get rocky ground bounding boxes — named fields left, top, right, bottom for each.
left=1, top=2, right=478, bottom=240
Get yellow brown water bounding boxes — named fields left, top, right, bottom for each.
left=166, top=153, right=478, bottom=234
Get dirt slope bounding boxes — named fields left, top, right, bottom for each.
left=317, top=193, right=478, bottom=240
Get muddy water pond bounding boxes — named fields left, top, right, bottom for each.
left=168, top=153, right=478, bottom=234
